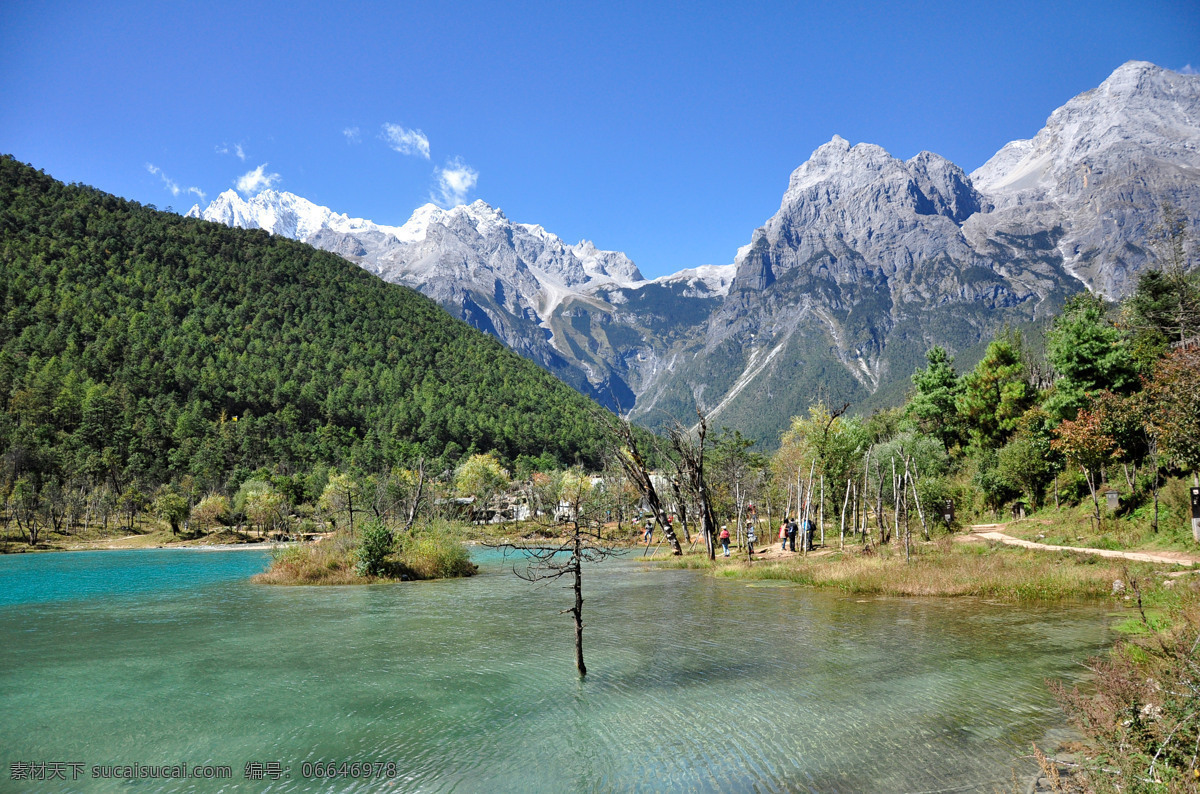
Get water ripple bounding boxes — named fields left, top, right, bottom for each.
left=0, top=555, right=1111, bottom=793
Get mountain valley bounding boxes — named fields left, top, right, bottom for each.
left=189, top=61, right=1200, bottom=440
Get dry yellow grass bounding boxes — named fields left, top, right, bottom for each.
left=251, top=533, right=370, bottom=585
left=252, top=524, right=477, bottom=585
left=659, top=539, right=1171, bottom=602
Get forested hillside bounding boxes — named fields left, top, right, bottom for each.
left=0, top=155, right=610, bottom=502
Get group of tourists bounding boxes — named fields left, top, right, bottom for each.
left=777, top=516, right=815, bottom=552
left=713, top=516, right=815, bottom=556
left=642, top=509, right=816, bottom=557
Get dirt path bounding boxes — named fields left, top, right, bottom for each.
left=962, top=524, right=1200, bottom=568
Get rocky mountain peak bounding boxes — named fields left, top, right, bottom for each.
left=972, top=61, right=1200, bottom=200
left=968, top=61, right=1200, bottom=297
left=783, top=135, right=895, bottom=198
left=186, top=61, right=1199, bottom=439
left=906, top=151, right=987, bottom=223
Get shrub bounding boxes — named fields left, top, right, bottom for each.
left=1055, top=469, right=1091, bottom=506
left=1049, top=583, right=1200, bottom=791
left=355, top=519, right=395, bottom=577
left=253, top=532, right=361, bottom=584
left=972, top=447, right=1021, bottom=516
left=916, top=477, right=967, bottom=532
left=1160, top=478, right=1195, bottom=540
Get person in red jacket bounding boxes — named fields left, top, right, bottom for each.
left=719, top=525, right=731, bottom=557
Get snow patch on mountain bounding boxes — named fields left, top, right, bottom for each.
left=972, top=60, right=1200, bottom=201
left=187, top=189, right=407, bottom=241
left=649, top=264, right=736, bottom=297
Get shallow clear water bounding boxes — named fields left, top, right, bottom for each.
left=0, top=547, right=1109, bottom=792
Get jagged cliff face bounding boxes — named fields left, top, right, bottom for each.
left=627, top=62, right=1199, bottom=437
left=190, top=61, right=1199, bottom=441
left=970, top=60, right=1200, bottom=298
left=625, top=138, right=1078, bottom=437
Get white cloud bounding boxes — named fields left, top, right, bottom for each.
left=381, top=123, right=430, bottom=159
left=343, top=126, right=361, bottom=143
left=1180, top=64, right=1198, bottom=75
left=432, top=157, right=479, bottom=207
left=146, top=163, right=206, bottom=206
left=215, top=142, right=248, bottom=161
left=235, top=163, right=281, bottom=196
left=146, top=162, right=180, bottom=195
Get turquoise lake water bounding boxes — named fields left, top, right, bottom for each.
left=0, top=547, right=1111, bottom=792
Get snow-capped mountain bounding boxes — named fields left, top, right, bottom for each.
left=189, top=61, right=1200, bottom=438
left=189, top=191, right=657, bottom=407
left=188, top=192, right=642, bottom=306
left=187, top=189, right=409, bottom=241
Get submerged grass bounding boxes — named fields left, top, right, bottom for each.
left=654, top=538, right=1184, bottom=602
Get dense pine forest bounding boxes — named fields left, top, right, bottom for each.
left=0, top=155, right=612, bottom=516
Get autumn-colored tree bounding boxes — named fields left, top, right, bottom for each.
left=190, top=493, right=230, bottom=534
left=1052, top=409, right=1122, bottom=525
left=452, top=453, right=510, bottom=523
left=244, top=485, right=287, bottom=537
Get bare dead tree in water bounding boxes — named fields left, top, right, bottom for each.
left=491, top=471, right=623, bottom=676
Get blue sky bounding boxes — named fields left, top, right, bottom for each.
left=2, top=1, right=1197, bottom=279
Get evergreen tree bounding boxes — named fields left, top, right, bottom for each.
left=956, top=332, right=1034, bottom=449
left=1128, top=204, right=1200, bottom=346
left=1044, top=293, right=1137, bottom=421
left=907, top=346, right=962, bottom=451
